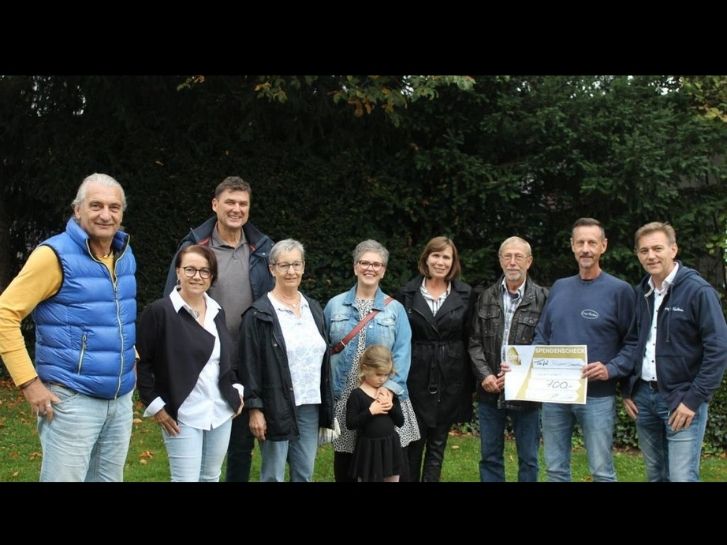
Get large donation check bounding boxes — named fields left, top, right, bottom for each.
left=503, top=345, right=588, bottom=404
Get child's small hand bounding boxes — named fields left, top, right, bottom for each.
left=376, top=388, right=393, bottom=411
left=369, top=399, right=388, bottom=415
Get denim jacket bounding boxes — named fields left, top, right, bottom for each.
left=324, top=285, right=412, bottom=401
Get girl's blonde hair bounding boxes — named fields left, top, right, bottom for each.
left=358, top=345, right=395, bottom=383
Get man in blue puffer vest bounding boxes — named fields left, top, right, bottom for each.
left=0, top=173, right=136, bottom=481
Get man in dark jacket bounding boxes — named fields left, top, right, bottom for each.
left=164, top=176, right=274, bottom=482
left=602, top=222, right=727, bottom=481
left=469, top=236, right=548, bottom=482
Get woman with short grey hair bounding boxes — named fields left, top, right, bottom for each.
left=324, top=239, right=420, bottom=481
left=239, top=239, right=334, bottom=481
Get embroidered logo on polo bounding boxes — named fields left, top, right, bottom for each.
left=581, top=309, right=599, bottom=319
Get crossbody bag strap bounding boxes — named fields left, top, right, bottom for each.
left=331, top=296, right=394, bottom=354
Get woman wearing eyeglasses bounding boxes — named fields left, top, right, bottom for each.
left=137, top=244, right=244, bottom=481
left=239, top=239, right=333, bottom=481
left=397, top=236, right=475, bottom=482
left=324, top=239, right=420, bottom=482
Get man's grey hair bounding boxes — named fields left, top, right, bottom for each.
left=71, top=173, right=127, bottom=211
left=498, top=236, right=532, bottom=257
left=270, top=239, right=305, bottom=264
left=353, top=239, right=389, bottom=266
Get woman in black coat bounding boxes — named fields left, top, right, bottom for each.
left=397, top=236, right=474, bottom=482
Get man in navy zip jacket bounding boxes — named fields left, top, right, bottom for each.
left=164, top=176, right=274, bottom=482
left=601, top=222, right=727, bottom=481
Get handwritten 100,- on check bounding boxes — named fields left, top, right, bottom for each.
left=503, top=345, right=588, bottom=404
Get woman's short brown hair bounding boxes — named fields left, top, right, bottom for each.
left=175, top=244, right=218, bottom=285
left=417, top=236, right=461, bottom=281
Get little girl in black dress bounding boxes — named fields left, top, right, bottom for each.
left=345, top=345, right=404, bottom=482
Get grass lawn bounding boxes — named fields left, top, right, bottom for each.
left=1, top=379, right=725, bottom=482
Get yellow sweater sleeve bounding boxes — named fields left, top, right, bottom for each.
left=0, top=246, right=62, bottom=386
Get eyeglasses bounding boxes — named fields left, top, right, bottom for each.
left=182, top=266, right=212, bottom=279
left=274, top=261, right=304, bottom=272
left=357, top=260, right=385, bottom=271
left=499, top=253, right=529, bottom=263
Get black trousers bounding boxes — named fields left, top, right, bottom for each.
left=225, top=409, right=256, bottom=482
left=407, top=419, right=450, bottom=482
left=334, top=446, right=411, bottom=482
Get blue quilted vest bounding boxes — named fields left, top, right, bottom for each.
left=32, top=218, right=137, bottom=399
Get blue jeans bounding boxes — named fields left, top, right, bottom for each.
left=542, top=395, right=616, bottom=482
left=478, top=402, right=540, bottom=482
left=260, top=404, right=319, bottom=482
left=163, top=418, right=232, bottom=482
left=38, top=384, right=133, bottom=482
left=632, top=381, right=708, bottom=482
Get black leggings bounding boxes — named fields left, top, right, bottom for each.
left=407, top=422, right=450, bottom=482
